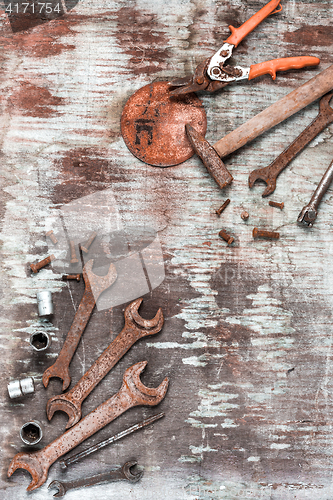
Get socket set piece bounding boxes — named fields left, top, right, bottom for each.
left=37, top=291, right=54, bottom=317
left=20, top=421, right=43, bottom=446
left=8, top=377, right=35, bottom=399
left=30, top=332, right=51, bottom=352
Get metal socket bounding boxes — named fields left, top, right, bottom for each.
left=8, top=377, right=35, bottom=399
left=30, top=331, right=51, bottom=351
left=36, top=290, right=54, bottom=316
left=20, top=420, right=43, bottom=446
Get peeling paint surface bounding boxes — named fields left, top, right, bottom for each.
left=0, top=0, right=333, bottom=499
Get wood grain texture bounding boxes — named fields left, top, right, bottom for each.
left=0, top=0, right=332, bottom=498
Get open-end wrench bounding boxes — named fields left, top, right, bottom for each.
left=48, top=460, right=143, bottom=497
left=298, top=159, right=333, bottom=226
left=7, top=361, right=168, bottom=491
left=248, top=92, right=333, bottom=197
left=46, top=298, right=164, bottom=429
left=43, top=259, right=117, bottom=391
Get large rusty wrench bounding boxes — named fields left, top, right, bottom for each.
left=248, top=92, right=333, bottom=196
left=7, top=361, right=168, bottom=491
left=46, top=298, right=164, bottom=428
left=43, top=260, right=117, bottom=391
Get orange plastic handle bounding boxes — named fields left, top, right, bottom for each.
left=225, top=0, right=282, bottom=48
left=248, top=57, right=320, bottom=80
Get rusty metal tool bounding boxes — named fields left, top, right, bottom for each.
left=42, top=259, right=117, bottom=391
left=46, top=298, right=164, bottom=428
left=81, top=231, right=97, bottom=254
left=213, top=64, right=333, bottom=159
left=216, top=199, right=230, bottom=216
left=48, top=461, right=143, bottom=497
left=186, top=124, right=233, bottom=189
left=181, top=66, right=333, bottom=181
left=59, top=412, right=164, bottom=469
left=253, top=228, right=279, bottom=239
left=7, top=361, right=168, bottom=491
left=169, top=0, right=319, bottom=96
left=249, top=92, right=333, bottom=196
left=121, top=81, right=207, bottom=167
left=219, top=230, right=234, bottom=245
left=30, top=254, right=55, bottom=273
left=298, top=159, right=333, bottom=227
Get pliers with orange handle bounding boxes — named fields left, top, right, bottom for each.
left=169, top=0, right=320, bottom=96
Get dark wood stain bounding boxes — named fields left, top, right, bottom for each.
left=8, top=82, right=64, bottom=117
left=114, top=7, right=170, bottom=75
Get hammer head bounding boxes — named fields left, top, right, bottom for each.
left=185, top=124, right=233, bottom=189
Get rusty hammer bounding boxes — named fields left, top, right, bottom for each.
left=186, top=64, right=333, bottom=188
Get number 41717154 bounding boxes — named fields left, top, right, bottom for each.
left=5, top=3, right=61, bottom=13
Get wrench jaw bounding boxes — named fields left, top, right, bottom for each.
left=7, top=452, right=48, bottom=491
left=48, top=479, right=66, bottom=497
left=84, top=260, right=117, bottom=301
left=126, top=298, right=164, bottom=334
left=122, top=460, right=144, bottom=483
left=124, top=361, right=169, bottom=406
left=248, top=171, right=277, bottom=197
left=319, top=91, right=333, bottom=113
left=46, top=396, right=81, bottom=429
left=42, top=361, right=71, bottom=392
left=297, top=205, right=317, bottom=227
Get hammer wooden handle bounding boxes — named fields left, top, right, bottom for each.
left=214, top=64, right=333, bottom=158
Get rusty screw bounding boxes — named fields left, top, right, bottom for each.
left=30, top=255, right=55, bottom=273
left=216, top=199, right=230, bottom=217
left=212, top=67, right=221, bottom=76
left=269, top=201, right=284, bottom=210
left=253, top=228, right=279, bottom=239
left=62, top=274, right=81, bottom=282
left=220, top=50, right=228, bottom=57
left=70, top=241, right=79, bottom=264
left=219, top=230, right=234, bottom=245
left=241, top=211, right=249, bottom=221
left=81, top=231, right=97, bottom=254
left=46, top=230, right=58, bottom=245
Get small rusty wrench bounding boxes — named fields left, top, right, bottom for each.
left=249, top=92, right=333, bottom=197
left=48, top=460, right=143, bottom=497
left=43, top=259, right=117, bottom=391
left=7, top=361, right=168, bottom=491
left=298, top=159, right=333, bottom=226
left=46, top=298, right=164, bottom=429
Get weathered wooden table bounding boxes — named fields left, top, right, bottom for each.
left=1, top=0, right=333, bottom=498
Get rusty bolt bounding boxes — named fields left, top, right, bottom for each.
left=216, top=199, right=230, bottom=217
left=212, top=67, right=221, bottom=76
left=219, top=230, right=234, bottom=245
left=70, top=241, right=79, bottom=264
left=62, top=274, right=81, bottom=282
left=81, top=231, right=97, bottom=254
left=241, top=211, right=249, bottom=221
left=253, top=228, right=279, bottom=239
left=30, top=255, right=55, bottom=273
left=234, top=68, right=242, bottom=77
left=46, top=230, right=58, bottom=245
left=220, top=50, right=228, bottom=57
left=269, top=201, right=284, bottom=210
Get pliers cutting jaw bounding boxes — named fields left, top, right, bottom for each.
left=169, top=0, right=320, bottom=96
left=168, top=58, right=229, bottom=96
